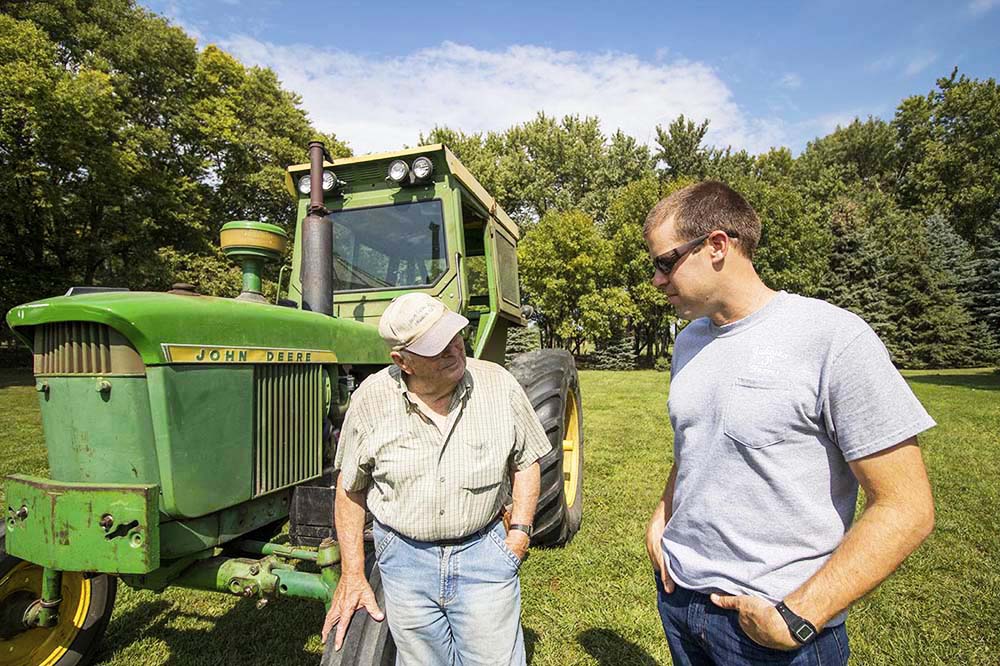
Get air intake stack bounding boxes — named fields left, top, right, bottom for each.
left=220, top=221, right=288, bottom=303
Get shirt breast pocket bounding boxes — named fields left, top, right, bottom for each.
left=460, top=439, right=507, bottom=491
left=723, top=377, right=795, bottom=449
left=370, top=427, right=422, bottom=490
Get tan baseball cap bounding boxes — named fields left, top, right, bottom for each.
left=378, top=293, right=470, bottom=357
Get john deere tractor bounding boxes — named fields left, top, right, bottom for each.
left=1, top=142, right=583, bottom=665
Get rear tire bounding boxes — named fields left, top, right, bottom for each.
left=0, top=525, right=117, bottom=666
left=320, top=556, right=395, bottom=666
left=508, top=349, right=584, bottom=546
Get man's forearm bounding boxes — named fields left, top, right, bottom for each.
left=785, top=444, right=934, bottom=627
left=785, top=498, right=933, bottom=627
left=334, top=473, right=369, bottom=577
left=510, top=462, right=540, bottom=526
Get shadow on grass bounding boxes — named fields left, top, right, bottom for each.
left=99, top=594, right=326, bottom=665
left=524, top=626, right=538, bottom=663
left=0, top=368, right=34, bottom=389
left=907, top=372, right=1000, bottom=391
left=577, top=628, right=658, bottom=666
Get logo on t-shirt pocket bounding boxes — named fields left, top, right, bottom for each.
left=723, top=376, right=793, bottom=449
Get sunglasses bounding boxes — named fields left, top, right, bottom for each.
left=651, top=231, right=739, bottom=275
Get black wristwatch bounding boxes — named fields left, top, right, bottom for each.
left=775, top=601, right=818, bottom=645
left=508, top=523, right=533, bottom=538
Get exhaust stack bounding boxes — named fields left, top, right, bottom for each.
left=301, top=141, right=333, bottom=316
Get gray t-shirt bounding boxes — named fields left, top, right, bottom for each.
left=662, top=291, right=935, bottom=625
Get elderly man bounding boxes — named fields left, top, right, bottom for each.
left=321, top=293, right=551, bottom=666
left=643, top=181, right=936, bottom=665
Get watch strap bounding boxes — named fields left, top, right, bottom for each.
left=508, top=523, right=533, bottom=538
left=775, top=601, right=818, bottom=645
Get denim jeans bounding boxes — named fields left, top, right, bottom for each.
left=373, top=519, right=526, bottom=666
left=655, top=576, right=850, bottom=665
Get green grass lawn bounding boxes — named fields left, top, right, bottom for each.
left=1, top=367, right=998, bottom=665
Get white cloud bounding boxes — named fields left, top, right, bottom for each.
left=777, top=73, right=802, bottom=89
left=865, top=54, right=898, bottom=73
left=969, top=0, right=1000, bottom=14
left=219, top=37, right=794, bottom=155
left=903, top=52, right=939, bottom=77
left=866, top=51, right=940, bottom=78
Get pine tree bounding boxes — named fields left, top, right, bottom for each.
left=505, top=325, right=542, bottom=366
left=590, top=335, right=637, bottom=370
left=969, top=214, right=1000, bottom=349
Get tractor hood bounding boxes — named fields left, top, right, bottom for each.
left=6, top=291, right=389, bottom=366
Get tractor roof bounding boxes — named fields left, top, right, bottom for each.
left=285, top=144, right=519, bottom=239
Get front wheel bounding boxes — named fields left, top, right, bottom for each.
left=509, top=349, right=584, bottom=546
left=0, top=525, right=117, bottom=666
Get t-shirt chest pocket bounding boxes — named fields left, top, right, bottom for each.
left=723, top=376, right=795, bottom=449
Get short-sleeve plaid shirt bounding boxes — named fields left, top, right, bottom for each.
left=334, top=358, right=552, bottom=541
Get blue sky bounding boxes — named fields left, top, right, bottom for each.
left=145, top=1, right=1000, bottom=156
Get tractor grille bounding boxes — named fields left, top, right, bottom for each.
left=33, top=322, right=143, bottom=375
left=253, top=364, right=324, bottom=496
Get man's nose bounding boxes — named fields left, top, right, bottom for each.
left=652, top=269, right=669, bottom=288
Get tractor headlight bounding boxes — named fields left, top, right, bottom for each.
left=411, top=156, right=434, bottom=181
left=322, top=170, right=337, bottom=190
left=297, top=170, right=338, bottom=195
left=387, top=160, right=409, bottom=183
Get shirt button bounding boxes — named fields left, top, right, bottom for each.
left=439, top=476, right=445, bottom=483
left=439, top=509, right=445, bottom=516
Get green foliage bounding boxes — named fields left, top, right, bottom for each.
left=431, top=78, right=998, bottom=369
left=654, top=115, right=710, bottom=179
left=895, top=70, right=1000, bottom=241
left=814, top=188, right=994, bottom=368
left=504, top=325, right=541, bottom=366
left=0, top=0, right=349, bottom=314
left=605, top=176, right=674, bottom=366
left=587, top=335, right=637, bottom=370
left=518, top=209, right=613, bottom=350
left=2, top=0, right=997, bottom=370
left=969, top=214, right=1000, bottom=347
left=424, top=113, right=652, bottom=226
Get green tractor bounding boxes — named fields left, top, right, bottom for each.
left=1, top=142, right=583, bottom=665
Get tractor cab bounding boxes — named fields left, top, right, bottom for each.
left=284, top=144, right=524, bottom=364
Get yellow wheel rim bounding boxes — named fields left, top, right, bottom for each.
left=562, top=388, right=581, bottom=508
left=0, top=562, right=91, bottom=666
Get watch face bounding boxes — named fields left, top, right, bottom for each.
left=794, top=624, right=816, bottom=642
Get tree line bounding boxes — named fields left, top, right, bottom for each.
left=425, top=77, right=1000, bottom=369
left=2, top=1, right=998, bottom=369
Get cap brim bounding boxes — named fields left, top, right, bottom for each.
left=405, top=309, right=469, bottom=356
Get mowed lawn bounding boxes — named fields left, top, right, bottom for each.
left=1, top=367, right=998, bottom=665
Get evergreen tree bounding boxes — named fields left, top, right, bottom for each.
left=969, top=214, right=1000, bottom=348
left=589, top=335, right=637, bottom=370
left=504, top=325, right=541, bottom=366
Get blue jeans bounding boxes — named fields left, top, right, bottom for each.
left=373, top=519, right=526, bottom=666
left=655, top=577, right=850, bottom=665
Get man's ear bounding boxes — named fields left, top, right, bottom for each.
left=708, top=231, right=733, bottom=263
left=390, top=351, right=412, bottom=375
